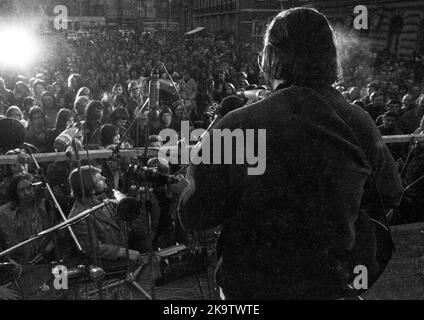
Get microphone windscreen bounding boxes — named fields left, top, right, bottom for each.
left=0, top=118, right=26, bottom=153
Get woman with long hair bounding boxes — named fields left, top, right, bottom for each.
left=84, top=100, right=104, bottom=149
left=76, top=86, right=91, bottom=100
left=6, top=106, right=27, bottom=128
left=25, top=106, right=49, bottom=153
left=13, top=82, right=31, bottom=110
left=46, top=109, right=75, bottom=152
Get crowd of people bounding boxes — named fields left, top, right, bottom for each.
left=0, top=22, right=424, bottom=299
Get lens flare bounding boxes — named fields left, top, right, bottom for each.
left=0, top=27, right=41, bottom=70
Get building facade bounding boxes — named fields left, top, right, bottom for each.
left=104, top=0, right=180, bottom=31
left=104, top=0, right=143, bottom=27
left=174, top=0, right=194, bottom=32
left=312, top=0, right=424, bottom=57
left=191, top=0, right=296, bottom=38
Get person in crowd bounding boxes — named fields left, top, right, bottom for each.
left=51, top=81, right=66, bottom=109
left=6, top=106, right=27, bottom=128
left=73, top=96, right=90, bottom=123
left=99, top=124, right=120, bottom=148
left=376, top=100, right=402, bottom=126
left=13, top=82, right=31, bottom=109
left=46, top=109, right=75, bottom=152
left=22, top=97, right=36, bottom=121
left=83, top=100, right=104, bottom=149
left=112, top=83, right=125, bottom=98
left=400, top=93, right=416, bottom=115
left=0, top=77, right=16, bottom=108
left=159, top=106, right=174, bottom=131
left=31, top=79, right=46, bottom=106
left=378, top=111, right=403, bottom=136
left=353, top=81, right=379, bottom=109
left=127, top=80, right=141, bottom=122
left=25, top=106, right=49, bottom=153
left=0, top=173, right=56, bottom=264
left=112, top=94, right=127, bottom=110
left=399, top=94, right=424, bottom=134
left=41, top=91, right=59, bottom=130
left=364, top=92, right=386, bottom=121
left=101, top=93, right=114, bottom=124
left=179, top=71, right=198, bottom=113
left=65, top=74, right=83, bottom=109
left=110, top=107, right=129, bottom=138
left=76, top=87, right=91, bottom=100
left=68, top=166, right=146, bottom=264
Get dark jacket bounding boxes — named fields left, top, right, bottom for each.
left=68, top=198, right=126, bottom=263
left=399, top=107, right=423, bottom=134
left=179, top=86, right=403, bottom=300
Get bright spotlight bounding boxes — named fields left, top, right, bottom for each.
left=0, top=27, right=41, bottom=70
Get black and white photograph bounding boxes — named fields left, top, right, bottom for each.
left=0, top=0, right=423, bottom=307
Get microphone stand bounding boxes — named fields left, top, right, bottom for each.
left=80, top=97, right=154, bottom=300
left=160, top=62, right=195, bottom=129
left=71, top=138, right=105, bottom=300
left=0, top=202, right=109, bottom=259
left=112, top=98, right=150, bottom=158
left=139, top=75, right=158, bottom=300
left=23, top=144, right=83, bottom=256
left=98, top=196, right=152, bottom=300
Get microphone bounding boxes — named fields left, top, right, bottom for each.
left=237, top=89, right=270, bottom=102
left=54, top=122, right=84, bottom=152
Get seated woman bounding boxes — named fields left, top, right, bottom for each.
left=68, top=166, right=146, bottom=264
left=0, top=174, right=56, bottom=265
